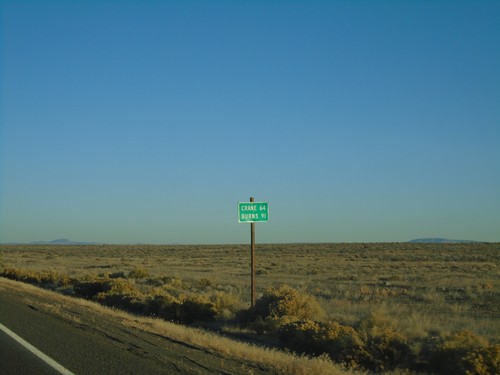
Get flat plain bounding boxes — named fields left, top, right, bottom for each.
left=1, top=242, right=498, bottom=343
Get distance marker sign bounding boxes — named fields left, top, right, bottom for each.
left=238, top=202, right=269, bottom=223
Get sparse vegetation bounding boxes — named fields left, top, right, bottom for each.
left=1, top=242, right=499, bottom=373
left=0, top=277, right=349, bottom=375
left=2, top=267, right=72, bottom=288
left=128, top=265, right=149, bottom=279
left=240, top=284, right=327, bottom=334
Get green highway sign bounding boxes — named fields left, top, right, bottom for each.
left=238, top=202, right=269, bottom=223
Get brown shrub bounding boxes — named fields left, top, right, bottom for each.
left=178, top=295, right=217, bottom=324
left=94, top=278, right=145, bottom=313
left=73, top=277, right=114, bottom=299
left=128, top=266, right=149, bottom=279
left=144, top=292, right=180, bottom=321
left=210, top=291, right=243, bottom=320
left=429, top=330, right=491, bottom=374
left=1, top=267, right=72, bottom=289
left=2, top=267, right=40, bottom=284
left=357, top=312, right=415, bottom=371
left=144, top=292, right=217, bottom=324
left=249, top=285, right=326, bottom=331
left=463, top=344, right=500, bottom=375
left=322, top=321, right=366, bottom=366
left=280, top=320, right=365, bottom=367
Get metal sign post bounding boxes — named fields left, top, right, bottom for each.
left=238, top=197, right=269, bottom=307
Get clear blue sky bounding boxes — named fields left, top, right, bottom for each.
left=1, top=0, right=499, bottom=244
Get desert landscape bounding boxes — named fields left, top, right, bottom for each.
left=1, top=242, right=498, bottom=373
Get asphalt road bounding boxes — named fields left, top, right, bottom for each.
left=0, top=287, right=169, bottom=374
left=0, top=327, right=62, bottom=375
left=0, top=279, right=273, bottom=375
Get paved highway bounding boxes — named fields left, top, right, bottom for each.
left=0, top=278, right=273, bottom=375
left=0, top=286, right=169, bottom=374
left=0, top=327, right=62, bottom=375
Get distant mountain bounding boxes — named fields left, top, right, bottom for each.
left=30, top=239, right=100, bottom=245
left=409, top=238, right=481, bottom=244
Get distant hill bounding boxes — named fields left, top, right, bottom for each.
left=409, top=238, right=481, bottom=244
left=30, top=239, right=100, bottom=245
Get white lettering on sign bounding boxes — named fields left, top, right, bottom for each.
left=241, top=205, right=257, bottom=211
left=238, top=201, right=269, bottom=223
left=240, top=213, right=260, bottom=220
left=240, top=213, right=268, bottom=220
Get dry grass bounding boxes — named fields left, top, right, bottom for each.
left=1, top=242, right=498, bottom=342
left=0, top=277, right=353, bottom=375
left=2, top=242, right=499, bottom=373
left=124, top=319, right=354, bottom=375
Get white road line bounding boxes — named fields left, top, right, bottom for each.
left=0, top=323, right=76, bottom=375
